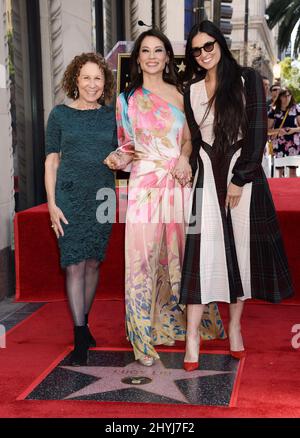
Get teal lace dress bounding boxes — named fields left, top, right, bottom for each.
left=45, top=104, right=117, bottom=268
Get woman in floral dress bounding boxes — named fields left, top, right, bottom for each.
left=105, top=29, right=225, bottom=366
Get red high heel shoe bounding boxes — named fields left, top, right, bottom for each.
left=229, top=326, right=245, bottom=360
left=183, top=335, right=200, bottom=371
left=230, top=350, right=246, bottom=360
left=183, top=361, right=199, bottom=372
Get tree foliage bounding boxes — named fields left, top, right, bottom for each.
left=266, top=0, right=300, bottom=56
left=280, top=57, right=300, bottom=102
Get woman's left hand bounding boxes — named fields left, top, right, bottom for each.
left=226, top=182, right=243, bottom=209
left=171, top=155, right=192, bottom=186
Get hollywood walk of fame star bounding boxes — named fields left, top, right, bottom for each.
left=61, top=359, right=234, bottom=403
left=177, top=60, right=186, bottom=73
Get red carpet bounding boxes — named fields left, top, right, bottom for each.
left=6, top=179, right=300, bottom=418
left=14, top=179, right=300, bottom=303
left=0, top=300, right=299, bottom=418
left=14, top=205, right=125, bottom=302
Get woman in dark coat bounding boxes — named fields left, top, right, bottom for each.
left=179, top=21, right=294, bottom=371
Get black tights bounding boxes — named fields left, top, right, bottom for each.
left=65, top=258, right=100, bottom=326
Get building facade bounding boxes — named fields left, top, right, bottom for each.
left=230, top=0, right=279, bottom=79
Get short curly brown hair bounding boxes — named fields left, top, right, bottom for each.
left=62, top=52, right=115, bottom=104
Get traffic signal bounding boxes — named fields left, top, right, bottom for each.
left=213, top=0, right=233, bottom=48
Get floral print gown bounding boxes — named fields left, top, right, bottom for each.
left=268, top=104, right=300, bottom=158
left=116, top=87, right=225, bottom=360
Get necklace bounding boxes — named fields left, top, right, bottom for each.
left=72, top=98, right=101, bottom=110
left=74, top=104, right=101, bottom=110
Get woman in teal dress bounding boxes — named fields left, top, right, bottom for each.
left=45, top=53, right=116, bottom=366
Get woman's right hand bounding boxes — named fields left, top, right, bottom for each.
left=48, top=203, right=68, bottom=238
left=103, top=151, right=132, bottom=170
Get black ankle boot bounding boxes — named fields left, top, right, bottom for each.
left=85, top=314, right=96, bottom=348
left=70, top=326, right=89, bottom=366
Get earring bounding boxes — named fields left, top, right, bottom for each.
left=165, top=63, right=169, bottom=74
left=74, top=88, right=78, bottom=99
left=138, top=64, right=141, bottom=74
left=101, top=91, right=105, bottom=102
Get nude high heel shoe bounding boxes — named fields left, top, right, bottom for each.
left=138, top=355, right=154, bottom=367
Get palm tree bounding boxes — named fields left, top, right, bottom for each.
left=266, top=0, right=300, bottom=56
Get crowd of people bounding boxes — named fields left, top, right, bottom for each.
left=262, top=77, right=300, bottom=178
left=44, top=20, right=294, bottom=369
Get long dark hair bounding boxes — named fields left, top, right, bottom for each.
left=124, top=28, right=180, bottom=101
left=274, top=88, right=296, bottom=113
left=184, top=21, right=247, bottom=154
